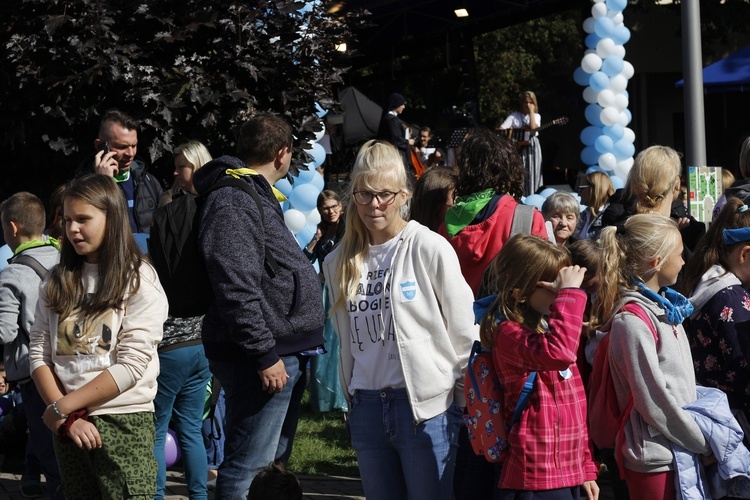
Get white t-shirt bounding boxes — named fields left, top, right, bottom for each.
left=347, top=232, right=405, bottom=393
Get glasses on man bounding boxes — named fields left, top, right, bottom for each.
left=353, top=191, right=400, bottom=206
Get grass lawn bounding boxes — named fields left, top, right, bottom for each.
left=288, top=391, right=359, bottom=477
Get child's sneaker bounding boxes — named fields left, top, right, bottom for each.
left=20, top=479, right=47, bottom=499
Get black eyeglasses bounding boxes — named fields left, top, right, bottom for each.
left=353, top=191, right=401, bottom=206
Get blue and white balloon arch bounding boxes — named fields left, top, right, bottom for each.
left=574, top=0, right=635, bottom=180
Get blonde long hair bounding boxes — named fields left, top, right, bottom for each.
left=591, top=214, right=680, bottom=328
left=624, top=146, right=681, bottom=214
left=331, top=140, right=408, bottom=311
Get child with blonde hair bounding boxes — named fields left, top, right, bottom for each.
left=591, top=214, right=709, bottom=500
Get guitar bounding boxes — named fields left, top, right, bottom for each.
left=500, top=116, right=569, bottom=148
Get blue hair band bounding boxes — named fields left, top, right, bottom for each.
left=739, top=205, right=749, bottom=213
left=723, top=227, right=750, bottom=245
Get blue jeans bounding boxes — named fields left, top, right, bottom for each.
left=154, top=344, right=211, bottom=500
left=19, top=380, right=64, bottom=499
left=209, top=354, right=306, bottom=499
left=349, top=388, right=461, bottom=500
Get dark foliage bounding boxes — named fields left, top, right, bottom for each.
left=0, top=0, right=364, bottom=198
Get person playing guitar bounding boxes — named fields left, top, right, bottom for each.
left=499, top=91, right=543, bottom=196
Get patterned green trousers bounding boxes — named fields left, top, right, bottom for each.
left=54, top=412, right=157, bottom=499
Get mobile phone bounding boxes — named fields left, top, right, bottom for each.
left=98, top=141, right=111, bottom=155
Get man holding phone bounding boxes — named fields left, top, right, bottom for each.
left=78, top=109, right=163, bottom=233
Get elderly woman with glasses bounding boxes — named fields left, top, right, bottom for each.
left=322, top=140, right=478, bottom=500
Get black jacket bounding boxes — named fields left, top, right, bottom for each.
left=193, top=156, right=325, bottom=371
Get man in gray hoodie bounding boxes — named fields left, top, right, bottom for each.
left=194, top=113, right=325, bottom=499
left=0, top=192, right=62, bottom=498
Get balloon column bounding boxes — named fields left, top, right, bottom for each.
left=277, top=108, right=328, bottom=250
left=574, top=0, right=635, bottom=181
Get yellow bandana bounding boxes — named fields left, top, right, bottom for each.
left=225, top=168, right=288, bottom=202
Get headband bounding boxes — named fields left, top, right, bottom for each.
left=723, top=227, right=750, bottom=245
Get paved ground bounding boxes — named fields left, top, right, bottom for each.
left=0, top=470, right=365, bottom=500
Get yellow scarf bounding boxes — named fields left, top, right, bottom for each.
left=225, top=168, right=288, bottom=202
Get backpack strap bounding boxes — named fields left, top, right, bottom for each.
left=204, top=177, right=280, bottom=277
left=509, top=202, right=535, bottom=238
left=9, top=254, right=50, bottom=341
left=613, top=302, right=659, bottom=479
left=509, top=371, right=537, bottom=429
left=10, top=254, right=49, bottom=280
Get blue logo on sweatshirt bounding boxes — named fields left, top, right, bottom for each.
left=400, top=280, right=417, bottom=301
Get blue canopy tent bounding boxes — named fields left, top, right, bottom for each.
left=676, top=44, right=750, bottom=93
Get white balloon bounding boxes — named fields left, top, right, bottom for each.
left=583, top=17, right=596, bottom=34
left=581, top=53, right=603, bottom=73
left=600, top=106, right=620, bottom=126
left=599, top=152, right=617, bottom=171
left=621, top=61, right=635, bottom=79
left=283, top=209, right=307, bottom=234
left=612, top=45, right=626, bottom=59
left=313, top=122, right=325, bottom=142
left=592, top=2, right=607, bottom=18
left=614, top=93, right=629, bottom=111
left=583, top=86, right=599, bottom=104
left=617, top=110, right=630, bottom=126
left=614, top=157, right=634, bottom=178
left=623, top=127, right=636, bottom=143
left=306, top=209, right=321, bottom=226
left=607, top=12, right=624, bottom=25
left=596, top=38, right=617, bottom=59
left=597, top=89, right=616, bottom=108
left=610, top=74, right=628, bottom=93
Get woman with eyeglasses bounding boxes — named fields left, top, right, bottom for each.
left=576, top=171, right=614, bottom=241
left=322, top=140, right=478, bottom=500
left=305, top=190, right=348, bottom=413
left=303, top=190, right=345, bottom=268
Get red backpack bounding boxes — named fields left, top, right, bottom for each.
left=463, top=340, right=536, bottom=463
left=588, top=302, right=658, bottom=477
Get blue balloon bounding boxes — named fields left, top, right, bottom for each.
left=524, top=194, right=545, bottom=210
left=589, top=72, right=610, bottom=93
left=315, top=102, right=327, bottom=118
left=586, top=165, right=605, bottom=175
left=613, top=139, right=635, bottom=160
left=580, top=126, right=602, bottom=146
left=0, top=244, right=11, bottom=271
left=573, top=67, right=590, bottom=86
left=275, top=178, right=293, bottom=196
left=612, top=25, right=631, bottom=45
left=279, top=200, right=289, bottom=212
left=309, top=171, right=325, bottom=191
left=602, top=56, right=624, bottom=77
left=295, top=225, right=315, bottom=248
left=606, top=0, right=627, bottom=12
left=585, top=104, right=604, bottom=127
left=603, top=124, right=625, bottom=141
left=581, top=146, right=600, bottom=166
left=594, top=17, right=616, bottom=39
left=295, top=167, right=317, bottom=183
left=623, top=108, right=632, bottom=125
left=594, top=135, right=614, bottom=154
left=304, top=142, right=326, bottom=168
left=609, top=175, right=625, bottom=190
left=539, top=188, right=557, bottom=199
left=585, top=33, right=601, bottom=50
left=288, top=183, right=320, bottom=212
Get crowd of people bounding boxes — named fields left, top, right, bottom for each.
left=1, top=102, right=750, bottom=500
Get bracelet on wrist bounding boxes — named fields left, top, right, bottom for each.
left=50, top=400, right=69, bottom=420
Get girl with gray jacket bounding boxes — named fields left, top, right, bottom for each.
left=323, top=140, right=478, bottom=500
left=592, top=214, right=711, bottom=500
